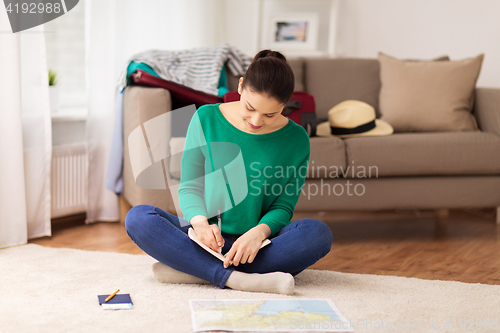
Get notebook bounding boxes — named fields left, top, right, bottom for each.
left=97, top=294, right=133, bottom=310
left=188, top=227, right=271, bottom=266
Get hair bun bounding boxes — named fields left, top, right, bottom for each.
left=253, top=49, right=287, bottom=63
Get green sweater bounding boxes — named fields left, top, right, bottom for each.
left=178, top=102, right=310, bottom=237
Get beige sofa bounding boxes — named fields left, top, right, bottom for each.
left=120, top=57, right=500, bottom=224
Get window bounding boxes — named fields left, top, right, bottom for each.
left=45, top=0, right=87, bottom=112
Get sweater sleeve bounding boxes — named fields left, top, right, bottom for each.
left=177, top=111, right=208, bottom=223
left=257, top=150, right=310, bottom=238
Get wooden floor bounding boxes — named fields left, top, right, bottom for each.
left=30, top=208, right=500, bottom=285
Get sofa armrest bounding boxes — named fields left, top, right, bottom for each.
left=122, top=85, right=178, bottom=214
left=474, top=88, right=500, bottom=136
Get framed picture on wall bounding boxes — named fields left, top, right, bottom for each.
left=264, top=12, right=319, bottom=52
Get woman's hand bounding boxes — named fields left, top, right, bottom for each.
left=223, top=226, right=268, bottom=268
left=192, top=222, right=224, bottom=253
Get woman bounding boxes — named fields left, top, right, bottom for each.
left=125, top=50, right=333, bottom=295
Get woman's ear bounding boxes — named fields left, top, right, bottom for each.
left=237, top=77, right=243, bottom=95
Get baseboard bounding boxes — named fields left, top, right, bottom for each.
left=51, top=212, right=86, bottom=231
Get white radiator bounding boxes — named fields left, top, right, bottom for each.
left=51, top=143, right=88, bottom=218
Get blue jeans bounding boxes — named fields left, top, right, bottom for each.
left=125, top=204, right=333, bottom=289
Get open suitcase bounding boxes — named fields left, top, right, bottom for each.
left=130, top=69, right=223, bottom=109
left=130, top=70, right=318, bottom=136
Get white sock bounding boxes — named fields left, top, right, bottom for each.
left=152, top=262, right=211, bottom=284
left=225, top=270, right=295, bottom=295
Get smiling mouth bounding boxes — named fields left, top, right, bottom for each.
left=247, top=121, right=262, bottom=129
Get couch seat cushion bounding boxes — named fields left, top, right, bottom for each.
left=344, top=132, right=500, bottom=177
left=308, top=136, right=346, bottom=179
left=168, top=136, right=346, bottom=180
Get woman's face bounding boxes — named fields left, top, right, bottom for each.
left=237, top=77, right=285, bottom=133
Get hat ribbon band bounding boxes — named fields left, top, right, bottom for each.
left=330, top=120, right=376, bottom=135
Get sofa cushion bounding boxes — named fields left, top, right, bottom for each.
left=287, top=58, right=305, bottom=92
left=168, top=135, right=346, bottom=180
left=378, top=52, right=484, bottom=132
left=304, top=58, right=381, bottom=119
left=344, top=132, right=500, bottom=177
left=304, top=56, right=451, bottom=120
left=307, top=136, right=346, bottom=179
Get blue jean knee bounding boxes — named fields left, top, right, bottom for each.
left=302, top=218, right=333, bottom=258
left=124, top=204, right=156, bottom=242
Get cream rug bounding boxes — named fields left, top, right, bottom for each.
left=1, top=244, right=498, bottom=333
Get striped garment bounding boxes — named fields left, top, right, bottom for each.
left=116, top=43, right=252, bottom=95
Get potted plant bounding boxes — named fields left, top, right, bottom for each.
left=48, top=69, right=60, bottom=114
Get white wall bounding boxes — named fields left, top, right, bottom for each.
left=113, top=0, right=226, bottom=86
left=226, top=0, right=499, bottom=87
left=225, top=0, right=260, bottom=57
left=225, top=0, right=335, bottom=59
left=335, top=0, right=500, bottom=88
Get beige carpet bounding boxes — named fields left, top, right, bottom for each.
left=1, top=244, right=498, bottom=333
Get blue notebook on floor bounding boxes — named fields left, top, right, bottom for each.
left=98, top=294, right=133, bottom=310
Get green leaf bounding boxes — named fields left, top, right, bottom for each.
left=48, top=69, right=58, bottom=86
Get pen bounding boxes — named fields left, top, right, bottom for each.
left=105, top=289, right=120, bottom=302
left=218, top=209, right=221, bottom=253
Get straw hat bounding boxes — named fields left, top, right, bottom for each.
left=316, top=100, right=393, bottom=138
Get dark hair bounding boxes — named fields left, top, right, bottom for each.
left=241, top=49, right=294, bottom=106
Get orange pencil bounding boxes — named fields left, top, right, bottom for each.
left=105, top=289, right=120, bottom=302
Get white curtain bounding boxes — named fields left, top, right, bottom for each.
left=85, top=0, right=119, bottom=223
left=85, top=0, right=226, bottom=223
left=0, top=12, right=52, bottom=248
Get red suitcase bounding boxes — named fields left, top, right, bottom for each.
left=130, top=69, right=223, bottom=109
left=223, top=91, right=317, bottom=137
